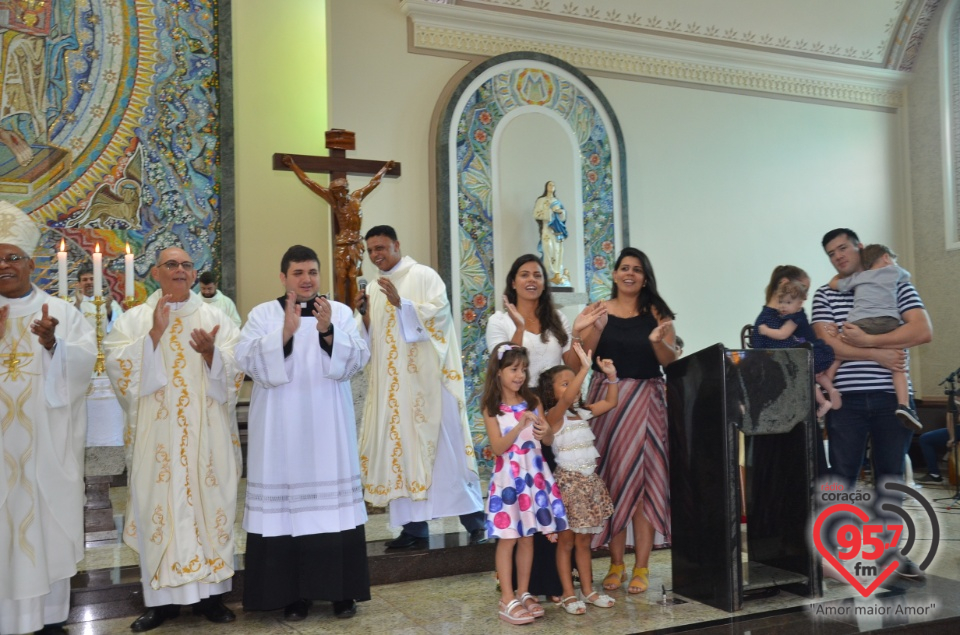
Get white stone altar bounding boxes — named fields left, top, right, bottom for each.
left=84, top=375, right=126, bottom=477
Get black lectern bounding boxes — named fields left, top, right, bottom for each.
left=666, top=344, right=822, bottom=612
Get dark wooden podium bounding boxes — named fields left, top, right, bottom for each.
left=666, top=344, right=822, bottom=612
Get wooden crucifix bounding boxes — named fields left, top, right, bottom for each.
left=273, top=129, right=400, bottom=309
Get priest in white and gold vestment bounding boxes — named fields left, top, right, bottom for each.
left=358, top=226, right=484, bottom=549
left=0, top=202, right=97, bottom=635
left=104, top=246, right=243, bottom=632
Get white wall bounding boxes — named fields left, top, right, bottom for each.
left=328, top=0, right=908, bottom=383
left=327, top=0, right=465, bottom=267
left=596, top=78, right=905, bottom=356
left=233, top=0, right=329, bottom=318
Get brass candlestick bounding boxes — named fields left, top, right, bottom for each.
left=93, top=295, right=106, bottom=376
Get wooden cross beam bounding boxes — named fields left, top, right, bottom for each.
left=273, top=129, right=400, bottom=307
left=272, top=129, right=401, bottom=182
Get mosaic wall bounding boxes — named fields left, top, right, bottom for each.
left=453, top=65, right=616, bottom=482
left=0, top=0, right=221, bottom=300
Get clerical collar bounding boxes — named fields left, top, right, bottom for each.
left=277, top=294, right=319, bottom=310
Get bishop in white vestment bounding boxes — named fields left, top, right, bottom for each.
left=237, top=245, right=370, bottom=620
left=103, top=247, right=243, bottom=632
left=358, top=226, right=484, bottom=548
left=0, top=202, right=97, bottom=635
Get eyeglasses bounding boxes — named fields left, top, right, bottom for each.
left=159, top=260, right=195, bottom=271
left=0, top=254, right=28, bottom=265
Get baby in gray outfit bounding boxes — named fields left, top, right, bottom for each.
left=829, top=244, right=919, bottom=431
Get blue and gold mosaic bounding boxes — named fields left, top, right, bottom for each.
left=454, top=65, right=616, bottom=481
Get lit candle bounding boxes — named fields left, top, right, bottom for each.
left=58, top=239, right=68, bottom=299
left=93, top=243, right=102, bottom=297
left=124, top=243, right=134, bottom=298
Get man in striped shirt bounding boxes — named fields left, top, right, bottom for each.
left=812, top=228, right=933, bottom=580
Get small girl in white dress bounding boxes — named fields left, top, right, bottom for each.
left=537, top=342, right=618, bottom=614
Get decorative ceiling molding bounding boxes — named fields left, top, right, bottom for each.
left=453, top=0, right=903, bottom=66
left=887, top=0, right=942, bottom=71
left=402, top=0, right=910, bottom=109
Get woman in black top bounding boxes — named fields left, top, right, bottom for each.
left=579, top=247, right=680, bottom=595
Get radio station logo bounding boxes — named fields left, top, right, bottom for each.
left=812, top=481, right=940, bottom=597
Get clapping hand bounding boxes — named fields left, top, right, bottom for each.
left=596, top=357, right=617, bottom=381
left=503, top=294, right=524, bottom=330
left=313, top=295, right=332, bottom=334
left=378, top=278, right=401, bottom=308
left=31, top=304, right=58, bottom=351
left=650, top=319, right=675, bottom=344
left=282, top=291, right=300, bottom=344
left=149, top=294, right=172, bottom=348
left=592, top=301, right=608, bottom=330
left=573, top=302, right=606, bottom=334
left=572, top=340, right=592, bottom=368
left=189, top=324, right=220, bottom=367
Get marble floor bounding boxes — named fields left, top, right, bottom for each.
left=68, top=478, right=960, bottom=634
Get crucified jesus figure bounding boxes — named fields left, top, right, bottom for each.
left=282, top=155, right=395, bottom=310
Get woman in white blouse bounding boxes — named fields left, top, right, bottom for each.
left=484, top=254, right=604, bottom=605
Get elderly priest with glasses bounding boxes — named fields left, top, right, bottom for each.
left=104, top=246, right=244, bottom=632
left=0, top=202, right=97, bottom=635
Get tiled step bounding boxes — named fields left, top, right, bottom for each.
left=68, top=534, right=496, bottom=625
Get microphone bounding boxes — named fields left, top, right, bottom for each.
left=357, top=278, right=368, bottom=315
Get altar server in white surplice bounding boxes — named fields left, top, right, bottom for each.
left=74, top=263, right=123, bottom=335
left=104, top=246, right=243, bottom=633
left=0, top=202, right=97, bottom=635
left=357, top=226, right=485, bottom=550
left=237, top=245, right=370, bottom=621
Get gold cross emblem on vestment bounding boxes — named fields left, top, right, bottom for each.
left=0, top=349, right=34, bottom=381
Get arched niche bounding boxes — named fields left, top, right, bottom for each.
left=435, top=52, right=627, bottom=481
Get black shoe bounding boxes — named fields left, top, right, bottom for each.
left=918, top=473, right=944, bottom=484
left=283, top=599, right=310, bottom=621
left=385, top=533, right=428, bottom=550
left=130, top=606, right=180, bottom=632
left=35, top=624, right=68, bottom=635
left=895, top=405, right=923, bottom=432
left=333, top=599, right=357, bottom=619
left=896, top=558, right=926, bottom=581
left=192, top=596, right=236, bottom=623
left=468, top=528, right=488, bottom=545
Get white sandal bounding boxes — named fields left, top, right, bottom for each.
left=580, top=590, right=616, bottom=608
left=559, top=596, right=586, bottom=615
left=498, top=599, right=534, bottom=625
left=518, top=593, right=544, bottom=618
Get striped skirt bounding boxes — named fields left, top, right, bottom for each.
left=587, top=375, right=670, bottom=549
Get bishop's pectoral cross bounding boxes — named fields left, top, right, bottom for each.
left=273, top=129, right=400, bottom=309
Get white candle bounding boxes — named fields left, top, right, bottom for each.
left=124, top=244, right=134, bottom=298
left=93, top=244, right=102, bottom=297
left=58, top=239, right=68, bottom=299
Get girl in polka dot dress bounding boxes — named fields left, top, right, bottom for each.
left=482, top=342, right=567, bottom=625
